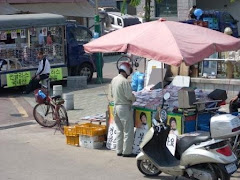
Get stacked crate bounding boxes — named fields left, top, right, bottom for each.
left=64, top=123, right=107, bottom=149
left=76, top=123, right=106, bottom=149
left=64, top=126, right=79, bottom=146
left=203, top=17, right=219, bottom=30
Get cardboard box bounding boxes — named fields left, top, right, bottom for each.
left=179, top=62, right=189, bottom=76
left=170, top=65, right=179, bottom=76
left=178, top=87, right=196, bottom=108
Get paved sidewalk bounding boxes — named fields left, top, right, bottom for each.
left=23, top=54, right=146, bottom=125
left=24, top=80, right=111, bottom=124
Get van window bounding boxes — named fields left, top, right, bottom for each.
left=117, top=18, right=123, bottom=26
left=222, top=13, right=235, bottom=24
left=72, top=28, right=92, bottom=44
left=109, top=16, right=115, bottom=25
left=123, top=18, right=141, bottom=27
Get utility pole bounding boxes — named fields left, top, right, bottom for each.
left=94, top=0, right=103, bottom=83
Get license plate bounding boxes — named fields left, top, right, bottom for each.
left=225, top=163, right=237, bottom=174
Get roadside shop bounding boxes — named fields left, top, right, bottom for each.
left=64, top=19, right=240, bottom=155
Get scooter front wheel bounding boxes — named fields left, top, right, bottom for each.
left=137, top=159, right=161, bottom=176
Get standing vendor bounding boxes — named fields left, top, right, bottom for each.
left=108, top=62, right=136, bottom=157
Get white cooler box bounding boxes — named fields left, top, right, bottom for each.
left=210, top=114, right=240, bottom=139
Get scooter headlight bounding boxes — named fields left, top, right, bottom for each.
left=160, top=109, right=167, bottom=123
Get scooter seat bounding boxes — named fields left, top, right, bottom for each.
left=177, top=132, right=211, bottom=156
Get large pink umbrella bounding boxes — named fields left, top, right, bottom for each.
left=84, top=19, right=240, bottom=66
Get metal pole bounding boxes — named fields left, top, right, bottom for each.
left=95, top=0, right=103, bottom=83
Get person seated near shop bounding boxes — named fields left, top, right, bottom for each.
left=23, top=51, right=50, bottom=94
left=188, top=5, right=197, bottom=19
left=47, top=31, right=53, bottom=45
left=229, top=92, right=240, bottom=113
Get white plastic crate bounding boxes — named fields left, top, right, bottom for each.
left=80, top=135, right=104, bottom=149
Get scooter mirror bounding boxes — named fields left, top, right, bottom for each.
left=163, top=92, right=170, bottom=101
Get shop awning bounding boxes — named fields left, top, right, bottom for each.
left=11, top=2, right=95, bottom=18
left=0, top=13, right=66, bottom=30
left=0, top=2, right=20, bottom=15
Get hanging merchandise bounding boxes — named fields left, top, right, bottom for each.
left=11, top=30, right=17, bottom=39
left=20, top=29, right=26, bottom=38
left=42, top=27, right=47, bottom=36
left=29, top=27, right=36, bottom=36
left=0, top=31, right=7, bottom=40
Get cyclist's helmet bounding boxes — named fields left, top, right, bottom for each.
left=224, top=27, right=233, bottom=35
left=119, top=62, right=133, bottom=76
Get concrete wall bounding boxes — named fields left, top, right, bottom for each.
left=178, top=0, right=196, bottom=21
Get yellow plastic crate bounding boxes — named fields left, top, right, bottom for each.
left=76, top=123, right=106, bottom=136
left=64, top=126, right=77, bottom=136
left=66, top=135, right=79, bottom=146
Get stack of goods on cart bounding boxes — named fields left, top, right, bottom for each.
left=64, top=123, right=107, bottom=149
left=132, top=84, right=211, bottom=111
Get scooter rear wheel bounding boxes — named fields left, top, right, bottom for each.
left=137, top=159, right=161, bottom=176
left=210, top=164, right=231, bottom=180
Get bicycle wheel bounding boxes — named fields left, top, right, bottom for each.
left=33, top=103, right=57, bottom=127
left=57, top=105, right=69, bottom=134
left=116, top=55, right=133, bottom=70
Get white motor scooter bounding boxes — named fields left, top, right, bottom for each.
left=136, top=93, right=240, bottom=180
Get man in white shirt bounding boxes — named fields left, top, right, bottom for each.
left=23, top=51, right=51, bottom=94
left=108, top=62, right=136, bottom=157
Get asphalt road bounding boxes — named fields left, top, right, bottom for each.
left=0, top=88, right=34, bottom=127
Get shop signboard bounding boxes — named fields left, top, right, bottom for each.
left=50, top=68, right=63, bottom=81
left=133, top=108, right=152, bottom=154
left=166, top=113, right=182, bottom=156
left=6, top=71, right=31, bottom=87
left=106, top=104, right=117, bottom=150
left=167, top=113, right=182, bottom=135
left=166, top=133, right=177, bottom=156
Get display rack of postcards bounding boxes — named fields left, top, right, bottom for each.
left=44, top=43, right=64, bottom=64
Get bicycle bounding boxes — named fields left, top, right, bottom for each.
left=116, top=54, right=145, bottom=71
left=33, top=79, right=69, bottom=134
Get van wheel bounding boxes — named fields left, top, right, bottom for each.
left=137, top=160, right=161, bottom=176
left=78, top=63, right=93, bottom=82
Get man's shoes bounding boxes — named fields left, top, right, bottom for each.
left=122, top=153, right=137, bottom=157
left=117, top=153, right=122, bottom=156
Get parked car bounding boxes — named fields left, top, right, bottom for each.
left=103, top=12, right=141, bottom=33
left=98, top=7, right=120, bottom=13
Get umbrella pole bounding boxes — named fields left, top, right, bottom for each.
left=161, top=63, right=164, bottom=90
left=144, top=58, right=146, bottom=74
